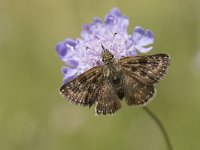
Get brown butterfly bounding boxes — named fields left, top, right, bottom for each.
left=60, top=46, right=170, bottom=115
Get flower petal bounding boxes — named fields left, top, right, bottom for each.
left=80, top=18, right=103, bottom=41
left=55, top=38, right=77, bottom=60
left=105, top=7, right=121, bottom=25
left=61, top=66, right=77, bottom=83
left=62, top=66, right=68, bottom=74
left=136, top=29, right=154, bottom=46
left=55, top=41, right=67, bottom=59
left=119, top=16, right=129, bottom=31
left=132, top=26, right=145, bottom=42
left=131, top=27, right=154, bottom=53
left=66, top=59, right=79, bottom=67
left=135, top=45, right=153, bottom=53
left=105, top=7, right=129, bottom=32
left=64, top=38, right=77, bottom=48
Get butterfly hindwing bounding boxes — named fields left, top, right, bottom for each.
left=122, top=74, right=156, bottom=106
left=95, top=80, right=121, bottom=115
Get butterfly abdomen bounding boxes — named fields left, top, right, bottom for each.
left=104, top=63, right=124, bottom=100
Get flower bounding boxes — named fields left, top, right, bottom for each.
left=56, top=7, right=154, bottom=84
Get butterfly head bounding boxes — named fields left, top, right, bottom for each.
left=101, top=45, right=114, bottom=64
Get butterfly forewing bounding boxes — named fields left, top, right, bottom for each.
left=120, top=54, right=170, bottom=85
left=60, top=66, right=104, bottom=106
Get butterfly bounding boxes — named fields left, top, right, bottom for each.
left=60, top=46, right=170, bottom=115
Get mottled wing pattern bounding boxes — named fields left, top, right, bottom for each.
left=120, top=54, right=170, bottom=85
left=95, top=80, right=121, bottom=115
left=120, top=54, right=170, bottom=106
left=60, top=53, right=170, bottom=114
left=60, top=66, right=103, bottom=107
left=123, top=74, right=156, bottom=106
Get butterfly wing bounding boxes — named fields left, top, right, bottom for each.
left=60, top=65, right=121, bottom=115
left=60, top=66, right=104, bottom=107
left=122, top=75, right=156, bottom=106
left=120, top=54, right=170, bottom=85
left=95, top=80, right=121, bottom=115
left=120, top=54, right=170, bottom=106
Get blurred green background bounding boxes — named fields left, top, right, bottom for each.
left=1, top=0, right=200, bottom=150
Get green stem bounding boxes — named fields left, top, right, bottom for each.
left=143, top=107, right=173, bottom=150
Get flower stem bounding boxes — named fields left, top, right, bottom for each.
left=143, top=107, right=173, bottom=150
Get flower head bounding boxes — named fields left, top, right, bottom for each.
left=56, top=7, right=154, bottom=84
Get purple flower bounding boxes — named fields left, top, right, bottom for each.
left=56, top=7, right=154, bottom=84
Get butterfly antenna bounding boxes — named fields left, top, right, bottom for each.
left=101, top=44, right=105, bottom=51
left=86, top=46, right=99, bottom=54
